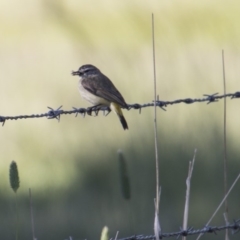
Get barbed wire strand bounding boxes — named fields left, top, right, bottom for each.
left=0, top=91, right=239, bottom=126
left=114, top=219, right=240, bottom=240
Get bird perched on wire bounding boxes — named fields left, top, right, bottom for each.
left=72, top=64, right=129, bottom=130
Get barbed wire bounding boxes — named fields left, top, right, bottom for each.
left=116, top=219, right=240, bottom=240
left=0, top=91, right=239, bottom=126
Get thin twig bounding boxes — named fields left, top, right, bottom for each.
left=152, top=13, right=161, bottom=240
left=182, top=149, right=197, bottom=240
left=222, top=50, right=229, bottom=240
left=15, top=193, right=19, bottom=240
left=114, top=231, right=119, bottom=240
left=29, top=188, right=36, bottom=240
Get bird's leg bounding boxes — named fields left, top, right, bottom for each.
left=103, top=107, right=111, bottom=116
left=87, top=104, right=101, bottom=116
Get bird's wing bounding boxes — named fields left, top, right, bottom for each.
left=82, top=75, right=128, bottom=108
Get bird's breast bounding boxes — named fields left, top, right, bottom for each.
left=78, top=80, right=110, bottom=106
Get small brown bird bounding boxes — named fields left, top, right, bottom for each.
left=72, top=64, right=129, bottom=130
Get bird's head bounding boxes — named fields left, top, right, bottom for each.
left=72, top=64, right=100, bottom=77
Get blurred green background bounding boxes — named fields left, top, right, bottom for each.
left=1, top=0, right=240, bottom=239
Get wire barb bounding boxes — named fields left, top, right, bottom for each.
left=231, top=91, right=240, bottom=99
left=72, top=107, right=86, bottom=118
left=47, top=106, right=63, bottom=121
left=203, top=225, right=217, bottom=234
left=232, top=219, right=240, bottom=235
left=0, top=116, right=6, bottom=126
left=203, top=93, right=219, bottom=104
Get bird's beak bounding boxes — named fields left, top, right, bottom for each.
left=71, top=70, right=79, bottom=76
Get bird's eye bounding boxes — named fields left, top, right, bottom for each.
left=79, top=68, right=89, bottom=75
left=83, top=68, right=91, bottom=74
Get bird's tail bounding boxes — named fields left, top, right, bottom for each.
left=110, top=102, right=128, bottom=130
